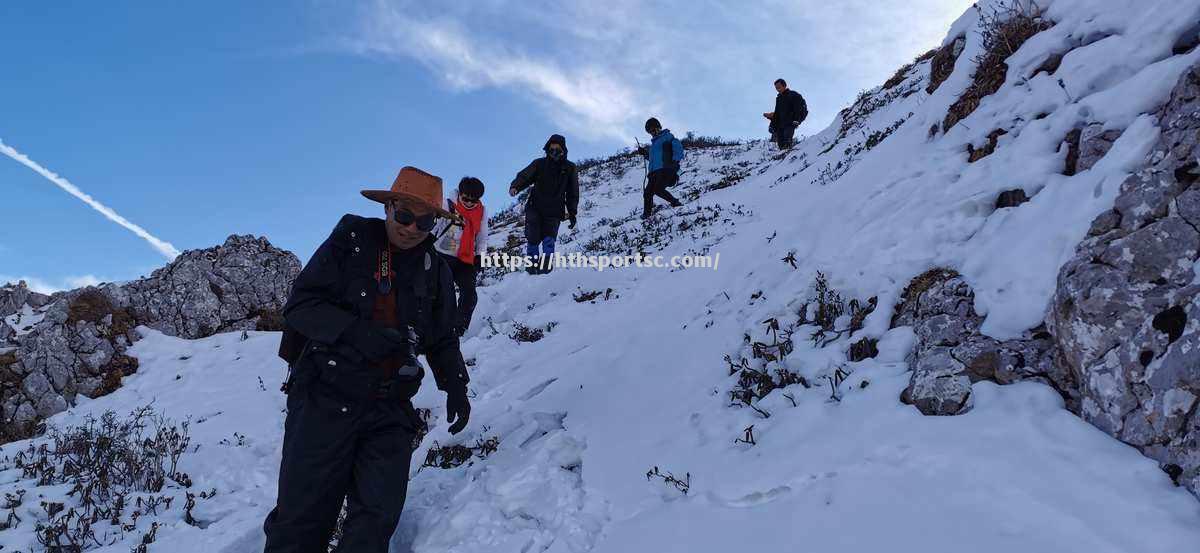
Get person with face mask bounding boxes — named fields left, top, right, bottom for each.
left=636, top=117, right=685, bottom=219
left=508, top=134, right=581, bottom=275
left=432, top=177, right=488, bottom=336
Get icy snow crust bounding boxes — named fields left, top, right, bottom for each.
left=4, top=0, right=1200, bottom=551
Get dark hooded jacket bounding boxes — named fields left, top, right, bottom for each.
left=280, top=214, right=468, bottom=403
left=510, top=134, right=581, bottom=218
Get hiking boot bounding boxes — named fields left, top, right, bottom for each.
left=526, top=265, right=540, bottom=276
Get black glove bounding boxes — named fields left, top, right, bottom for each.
left=446, top=391, right=471, bottom=435
left=637, top=146, right=648, bottom=159
left=568, top=214, right=577, bottom=230
left=343, top=319, right=408, bottom=362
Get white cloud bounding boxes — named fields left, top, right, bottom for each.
left=336, top=0, right=972, bottom=145
left=0, top=138, right=181, bottom=260
left=0, top=274, right=105, bottom=294
left=344, top=7, right=642, bottom=141
left=63, top=275, right=104, bottom=289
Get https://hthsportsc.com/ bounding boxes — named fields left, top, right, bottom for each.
left=480, top=251, right=721, bottom=272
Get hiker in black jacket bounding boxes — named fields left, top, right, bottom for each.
left=763, top=78, right=808, bottom=149
left=508, top=134, right=580, bottom=274
left=263, top=166, right=470, bottom=553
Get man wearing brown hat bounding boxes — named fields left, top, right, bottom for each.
left=263, top=166, right=471, bottom=553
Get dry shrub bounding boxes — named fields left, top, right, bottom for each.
left=885, top=48, right=938, bottom=90
left=0, top=350, right=17, bottom=370
left=67, top=289, right=136, bottom=337
left=944, top=2, right=1053, bottom=130
left=253, top=308, right=286, bottom=331
left=95, top=353, right=140, bottom=397
left=848, top=337, right=879, bottom=362
left=967, top=128, right=1009, bottom=162
left=926, top=37, right=965, bottom=94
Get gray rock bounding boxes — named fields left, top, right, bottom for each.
left=907, top=347, right=973, bottom=415
left=0, top=234, right=300, bottom=443
left=21, top=372, right=52, bottom=402
left=0, top=281, right=52, bottom=320
left=11, top=401, right=36, bottom=424
left=1049, top=62, right=1200, bottom=497
left=1097, top=217, right=1199, bottom=286
left=1077, top=124, right=1123, bottom=173
left=893, top=269, right=1056, bottom=416
left=111, top=235, right=299, bottom=339
left=914, top=314, right=974, bottom=348
left=1088, top=209, right=1122, bottom=236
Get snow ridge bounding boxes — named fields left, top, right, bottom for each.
left=4, top=0, right=1200, bottom=551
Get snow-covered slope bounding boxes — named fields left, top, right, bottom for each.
left=4, top=0, right=1200, bottom=551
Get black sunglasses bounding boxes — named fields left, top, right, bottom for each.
left=393, top=207, right=437, bottom=231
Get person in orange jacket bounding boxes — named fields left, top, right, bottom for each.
left=433, top=177, right=488, bottom=336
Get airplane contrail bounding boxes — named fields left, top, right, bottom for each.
left=0, top=138, right=181, bottom=260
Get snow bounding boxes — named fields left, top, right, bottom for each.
left=5, top=0, right=1200, bottom=551
left=3, top=304, right=46, bottom=337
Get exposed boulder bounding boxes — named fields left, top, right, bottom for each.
left=1, top=234, right=300, bottom=443
left=109, top=235, right=299, bottom=338
left=0, top=281, right=51, bottom=319
left=995, top=189, right=1030, bottom=209
left=892, top=269, right=1058, bottom=416
left=1048, top=63, right=1200, bottom=497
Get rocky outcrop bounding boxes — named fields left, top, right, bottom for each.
left=1048, top=64, right=1200, bottom=496
left=896, top=64, right=1200, bottom=498
left=110, top=235, right=298, bottom=338
left=1, top=235, right=300, bottom=442
left=894, top=269, right=1060, bottom=416
left=1, top=281, right=51, bottom=319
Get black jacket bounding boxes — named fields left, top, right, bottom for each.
left=773, top=89, right=808, bottom=127
left=510, top=157, right=581, bottom=219
left=281, top=214, right=468, bottom=402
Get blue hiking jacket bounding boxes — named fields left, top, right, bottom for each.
left=649, top=129, right=685, bottom=173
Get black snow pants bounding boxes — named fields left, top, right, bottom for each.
left=263, top=383, right=419, bottom=553
left=772, top=121, right=797, bottom=150
left=643, top=169, right=681, bottom=218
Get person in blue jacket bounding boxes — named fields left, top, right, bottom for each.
left=637, top=117, right=684, bottom=219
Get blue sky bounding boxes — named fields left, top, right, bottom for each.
left=1, top=0, right=969, bottom=292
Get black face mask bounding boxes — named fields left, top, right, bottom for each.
left=547, top=149, right=564, bottom=161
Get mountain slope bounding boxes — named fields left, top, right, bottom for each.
left=3, top=0, right=1200, bottom=551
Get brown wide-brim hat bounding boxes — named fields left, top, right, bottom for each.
left=361, top=166, right=453, bottom=218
